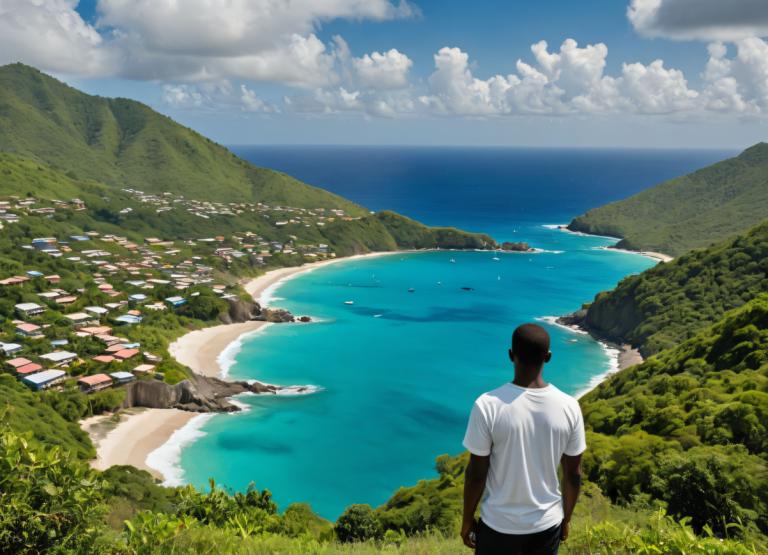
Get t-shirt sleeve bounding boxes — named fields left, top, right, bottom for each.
left=564, top=404, right=587, bottom=456
left=463, top=400, right=492, bottom=456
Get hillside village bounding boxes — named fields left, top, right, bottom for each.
left=0, top=191, right=344, bottom=396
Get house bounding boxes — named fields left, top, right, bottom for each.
left=56, top=295, right=78, bottom=305
left=80, top=325, right=112, bottom=336
left=165, top=296, right=186, bottom=307
left=78, top=373, right=112, bottom=393
left=6, top=358, right=33, bottom=370
left=0, top=276, right=29, bottom=286
left=92, top=355, right=116, bottom=364
left=132, top=364, right=156, bottom=374
left=143, top=352, right=161, bottom=363
left=15, top=303, right=45, bottom=318
left=85, top=306, right=109, bottom=317
left=114, top=314, right=142, bottom=325
left=128, top=293, right=148, bottom=304
left=32, top=238, right=57, bottom=251
left=16, top=323, right=42, bottom=337
left=109, top=371, right=135, bottom=385
left=145, top=302, right=166, bottom=311
left=44, top=275, right=61, bottom=284
left=39, top=351, right=78, bottom=366
left=16, top=362, right=43, bottom=376
left=0, top=342, right=22, bottom=356
left=65, top=313, right=97, bottom=328
left=114, top=348, right=139, bottom=360
left=22, top=369, right=66, bottom=391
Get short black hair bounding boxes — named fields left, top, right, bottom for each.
left=511, top=323, right=551, bottom=366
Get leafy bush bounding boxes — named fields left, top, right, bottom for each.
left=335, top=505, right=383, bottom=543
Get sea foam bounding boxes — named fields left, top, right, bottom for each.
left=146, top=413, right=214, bottom=487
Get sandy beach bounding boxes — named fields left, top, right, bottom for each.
left=169, top=320, right=270, bottom=378
left=84, top=251, right=403, bottom=479
left=172, top=251, right=404, bottom=379
left=81, top=408, right=197, bottom=479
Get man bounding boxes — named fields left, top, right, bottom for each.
left=461, top=323, right=586, bottom=554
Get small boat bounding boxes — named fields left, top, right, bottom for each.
left=449, top=258, right=456, bottom=263
left=461, top=286, right=474, bottom=292
left=373, top=314, right=383, bottom=318
left=344, top=300, right=354, bottom=305
left=408, top=288, right=415, bottom=293
left=492, top=257, right=500, bottom=261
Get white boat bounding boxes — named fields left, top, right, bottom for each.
left=450, top=258, right=456, bottom=263
left=344, top=300, right=354, bottom=305
left=492, top=256, right=500, bottom=261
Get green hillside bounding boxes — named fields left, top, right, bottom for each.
left=0, top=375, right=94, bottom=459
left=0, top=63, right=365, bottom=213
left=581, top=295, right=768, bottom=536
left=575, top=221, right=768, bottom=356
left=568, top=144, right=768, bottom=256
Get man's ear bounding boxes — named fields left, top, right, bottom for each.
left=544, top=351, right=552, bottom=363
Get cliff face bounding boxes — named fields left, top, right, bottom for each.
left=220, top=298, right=261, bottom=324
left=122, top=375, right=278, bottom=413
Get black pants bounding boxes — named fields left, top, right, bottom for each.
left=475, top=519, right=561, bottom=555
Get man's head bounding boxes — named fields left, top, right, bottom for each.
left=509, top=323, right=552, bottom=369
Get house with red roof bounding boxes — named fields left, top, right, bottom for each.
left=77, top=373, right=113, bottom=393
left=114, top=348, right=139, bottom=360
left=15, top=323, right=42, bottom=337
left=6, top=357, right=33, bottom=369
left=16, top=362, right=43, bottom=376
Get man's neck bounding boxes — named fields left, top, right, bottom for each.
left=512, top=368, right=547, bottom=389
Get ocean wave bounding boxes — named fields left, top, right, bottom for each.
left=530, top=248, right=564, bottom=254
left=536, top=316, right=588, bottom=335
left=217, top=326, right=271, bottom=379
left=146, top=413, right=214, bottom=487
left=541, top=223, right=567, bottom=229
left=276, top=384, right=324, bottom=396
left=575, top=342, right=620, bottom=399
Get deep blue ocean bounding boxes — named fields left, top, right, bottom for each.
left=168, top=147, right=732, bottom=519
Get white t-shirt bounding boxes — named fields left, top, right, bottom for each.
left=462, top=382, right=586, bottom=534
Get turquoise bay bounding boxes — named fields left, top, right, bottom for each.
left=179, top=225, right=654, bottom=518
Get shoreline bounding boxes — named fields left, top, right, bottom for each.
left=537, top=315, right=643, bottom=399
left=85, top=250, right=407, bottom=482
left=544, top=224, right=674, bottom=263
left=80, top=408, right=198, bottom=480
left=83, top=236, right=651, bottom=483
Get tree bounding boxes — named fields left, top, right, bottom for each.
left=335, top=504, right=382, bottom=543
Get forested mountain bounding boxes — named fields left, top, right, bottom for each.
left=570, top=221, right=768, bottom=356
left=0, top=63, right=365, bottom=212
left=568, top=144, right=768, bottom=256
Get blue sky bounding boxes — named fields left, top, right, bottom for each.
left=2, top=1, right=768, bottom=148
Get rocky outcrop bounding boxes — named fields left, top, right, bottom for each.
left=260, top=308, right=295, bottom=323
left=220, top=298, right=261, bottom=324
left=500, top=241, right=532, bottom=252
left=557, top=308, right=587, bottom=328
left=122, top=375, right=280, bottom=413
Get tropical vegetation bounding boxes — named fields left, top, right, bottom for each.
left=569, top=143, right=768, bottom=256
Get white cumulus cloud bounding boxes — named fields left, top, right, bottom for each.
left=352, top=48, right=413, bottom=89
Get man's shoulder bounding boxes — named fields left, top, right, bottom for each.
left=547, top=384, right=583, bottom=413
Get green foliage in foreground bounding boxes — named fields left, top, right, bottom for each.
left=1, top=425, right=762, bottom=555
left=0, top=375, right=94, bottom=459
left=568, top=143, right=768, bottom=256
left=582, top=295, right=768, bottom=535
left=582, top=221, right=768, bottom=355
